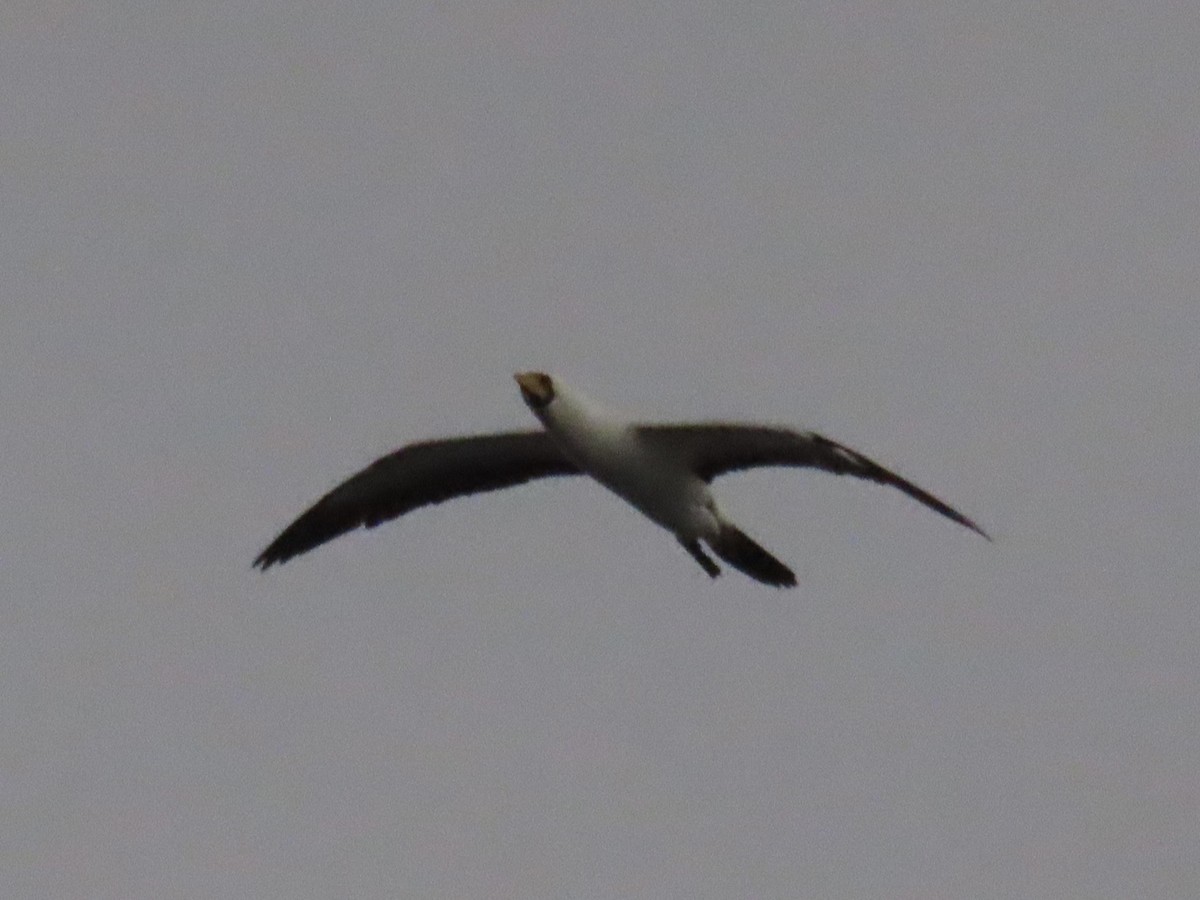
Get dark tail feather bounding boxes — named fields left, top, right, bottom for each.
left=710, top=524, right=796, bottom=588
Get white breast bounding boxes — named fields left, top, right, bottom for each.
left=537, top=382, right=718, bottom=540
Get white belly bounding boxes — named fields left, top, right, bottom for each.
left=547, top=416, right=718, bottom=540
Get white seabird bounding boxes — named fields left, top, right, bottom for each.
left=254, top=372, right=989, bottom=587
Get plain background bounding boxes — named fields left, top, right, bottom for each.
left=3, top=2, right=1198, bottom=897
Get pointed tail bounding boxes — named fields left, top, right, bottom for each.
left=709, top=524, right=796, bottom=588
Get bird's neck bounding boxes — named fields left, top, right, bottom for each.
left=538, top=381, right=624, bottom=443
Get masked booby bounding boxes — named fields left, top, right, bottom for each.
left=254, top=372, right=989, bottom=587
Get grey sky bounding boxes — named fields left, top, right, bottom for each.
left=3, top=2, right=1198, bottom=897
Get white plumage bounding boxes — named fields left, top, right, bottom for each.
left=254, top=372, right=989, bottom=587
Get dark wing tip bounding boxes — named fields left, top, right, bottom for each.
left=252, top=531, right=307, bottom=570
left=960, top=516, right=993, bottom=542
left=636, top=423, right=991, bottom=545
left=252, top=430, right=578, bottom=573
left=252, top=547, right=281, bottom=571
left=807, top=433, right=991, bottom=542
left=932, top=506, right=992, bottom=542
left=252, top=492, right=366, bottom=571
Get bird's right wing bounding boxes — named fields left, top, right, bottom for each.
left=635, top=423, right=990, bottom=540
left=254, top=430, right=579, bottom=569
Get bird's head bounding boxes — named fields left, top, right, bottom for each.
left=514, top=371, right=556, bottom=411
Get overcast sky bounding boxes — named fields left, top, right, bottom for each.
left=3, top=2, right=1199, bottom=897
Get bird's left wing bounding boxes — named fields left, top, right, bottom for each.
left=634, top=423, right=990, bottom=539
left=254, top=430, right=579, bottom=569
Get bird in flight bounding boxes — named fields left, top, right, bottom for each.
left=254, top=372, right=989, bottom=587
